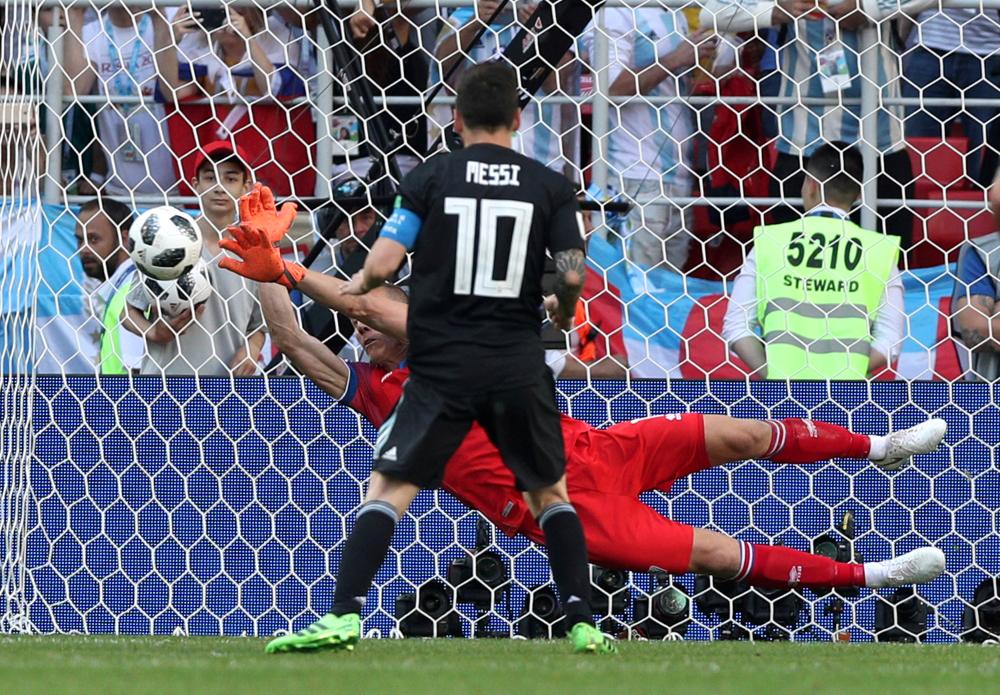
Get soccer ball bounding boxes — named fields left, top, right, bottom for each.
left=142, top=260, right=212, bottom=318
left=128, top=206, right=202, bottom=280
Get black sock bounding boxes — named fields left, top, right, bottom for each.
left=537, top=502, right=594, bottom=628
left=330, top=500, right=399, bottom=616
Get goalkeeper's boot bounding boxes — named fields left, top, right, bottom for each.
left=864, top=547, right=946, bottom=588
left=264, top=613, right=361, bottom=654
left=874, top=418, right=947, bottom=471
left=569, top=623, right=616, bottom=654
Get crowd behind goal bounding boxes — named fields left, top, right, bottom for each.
left=2, top=0, right=1000, bottom=380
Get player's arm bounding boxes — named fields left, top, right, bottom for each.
left=341, top=237, right=408, bottom=296
left=551, top=248, right=586, bottom=331
left=296, top=269, right=408, bottom=342
left=218, top=236, right=408, bottom=342
left=259, top=282, right=352, bottom=398
left=215, top=190, right=408, bottom=340
left=547, top=183, right=587, bottom=331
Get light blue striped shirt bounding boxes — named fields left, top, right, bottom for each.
left=430, top=7, right=564, bottom=170
left=775, top=19, right=903, bottom=156
left=699, top=0, right=918, bottom=156
left=584, top=8, right=693, bottom=184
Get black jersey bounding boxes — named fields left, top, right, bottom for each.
left=394, top=143, right=584, bottom=393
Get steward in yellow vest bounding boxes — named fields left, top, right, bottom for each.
left=99, top=272, right=135, bottom=375
left=754, top=212, right=899, bottom=378
left=725, top=143, right=902, bottom=379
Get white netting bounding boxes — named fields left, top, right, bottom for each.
left=1, top=0, right=999, bottom=641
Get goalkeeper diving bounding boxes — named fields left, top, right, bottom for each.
left=220, top=186, right=947, bottom=652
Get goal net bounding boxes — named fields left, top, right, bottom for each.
left=1, top=0, right=998, bottom=641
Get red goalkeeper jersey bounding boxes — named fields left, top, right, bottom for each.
left=341, top=362, right=593, bottom=536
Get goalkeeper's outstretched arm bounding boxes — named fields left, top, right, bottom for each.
left=295, top=269, right=407, bottom=342
left=259, top=282, right=352, bottom=397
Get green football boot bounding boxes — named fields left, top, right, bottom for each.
left=569, top=622, right=617, bottom=654
left=264, top=613, right=361, bottom=654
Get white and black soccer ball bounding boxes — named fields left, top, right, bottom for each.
left=128, top=206, right=202, bottom=280
left=143, top=260, right=212, bottom=318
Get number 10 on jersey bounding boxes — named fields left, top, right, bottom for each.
left=445, top=197, right=534, bottom=298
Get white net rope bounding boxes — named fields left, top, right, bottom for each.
left=1, top=0, right=999, bottom=640
left=1, top=0, right=42, bottom=633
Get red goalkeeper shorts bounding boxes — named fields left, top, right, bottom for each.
left=520, top=413, right=711, bottom=574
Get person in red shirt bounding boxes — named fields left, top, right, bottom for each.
left=224, top=186, right=948, bottom=597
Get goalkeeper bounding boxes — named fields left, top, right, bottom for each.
left=221, top=187, right=947, bottom=611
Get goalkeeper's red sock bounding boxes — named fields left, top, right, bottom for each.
left=735, top=541, right=866, bottom=589
left=764, top=418, right=872, bottom=463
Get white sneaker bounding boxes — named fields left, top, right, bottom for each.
left=874, top=418, right=947, bottom=471
left=864, top=547, right=946, bottom=588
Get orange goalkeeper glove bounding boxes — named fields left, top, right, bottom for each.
left=219, top=223, right=305, bottom=289
left=237, top=183, right=298, bottom=244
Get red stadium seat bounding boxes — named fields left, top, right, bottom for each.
left=909, top=190, right=995, bottom=268
left=678, top=294, right=754, bottom=379
left=906, top=137, right=971, bottom=201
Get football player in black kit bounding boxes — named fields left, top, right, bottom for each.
left=263, top=63, right=614, bottom=655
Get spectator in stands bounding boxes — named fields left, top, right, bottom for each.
left=432, top=1, right=576, bottom=174
left=1, top=8, right=50, bottom=88
left=153, top=5, right=305, bottom=102
left=73, top=197, right=144, bottom=374
left=903, top=9, right=1000, bottom=187
left=584, top=7, right=715, bottom=273
left=151, top=5, right=314, bottom=195
left=952, top=174, right=1000, bottom=381
left=64, top=6, right=177, bottom=196
left=0, top=70, right=41, bottom=373
left=701, top=0, right=916, bottom=246
left=123, top=142, right=265, bottom=375
left=723, top=143, right=905, bottom=379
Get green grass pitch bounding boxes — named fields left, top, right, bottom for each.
left=2, top=636, right=998, bottom=695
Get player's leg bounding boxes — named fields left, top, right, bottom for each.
left=477, top=375, right=614, bottom=654
left=264, top=472, right=422, bottom=654
left=689, top=528, right=946, bottom=589
left=522, top=478, right=615, bottom=654
left=703, top=415, right=948, bottom=471
left=266, top=378, right=472, bottom=654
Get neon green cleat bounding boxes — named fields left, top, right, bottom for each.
left=264, top=613, right=361, bottom=654
left=569, top=622, right=616, bottom=654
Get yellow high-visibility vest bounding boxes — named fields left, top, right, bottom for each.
left=98, top=277, right=132, bottom=375
left=754, top=213, right=899, bottom=379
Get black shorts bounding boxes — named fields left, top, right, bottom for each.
left=372, top=370, right=566, bottom=491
